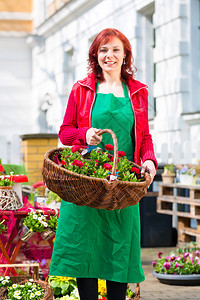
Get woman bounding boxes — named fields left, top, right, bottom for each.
left=49, top=28, right=157, bottom=300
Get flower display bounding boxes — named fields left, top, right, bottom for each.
left=0, top=275, right=11, bottom=288
left=6, top=279, right=44, bottom=300
left=152, top=242, right=200, bottom=275
left=23, top=211, right=48, bottom=233
left=60, top=145, right=142, bottom=182
left=0, top=176, right=14, bottom=187
left=48, top=276, right=77, bottom=299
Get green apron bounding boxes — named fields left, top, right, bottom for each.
left=49, top=83, right=145, bottom=283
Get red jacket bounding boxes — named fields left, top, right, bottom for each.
left=59, top=73, right=158, bottom=168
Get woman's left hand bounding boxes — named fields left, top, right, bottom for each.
left=141, top=160, right=156, bottom=184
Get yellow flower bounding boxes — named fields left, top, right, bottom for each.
left=98, top=279, right=107, bottom=296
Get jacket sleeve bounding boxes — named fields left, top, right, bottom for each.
left=139, top=89, right=158, bottom=169
left=58, top=88, right=90, bottom=146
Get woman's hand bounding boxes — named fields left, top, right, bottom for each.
left=86, top=128, right=102, bottom=145
left=141, top=160, right=156, bottom=184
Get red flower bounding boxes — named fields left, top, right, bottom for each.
left=130, top=167, right=140, bottom=175
left=118, top=151, right=125, bottom=157
left=72, top=140, right=81, bottom=146
left=72, top=160, right=83, bottom=168
left=0, top=164, right=4, bottom=172
left=103, top=163, right=112, bottom=170
left=105, top=144, right=114, bottom=151
left=2, top=215, right=9, bottom=222
left=12, top=175, right=28, bottom=183
left=110, top=157, right=119, bottom=162
left=61, top=160, right=67, bottom=165
left=71, top=145, right=80, bottom=153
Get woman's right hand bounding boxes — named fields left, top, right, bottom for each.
left=86, top=128, right=102, bottom=145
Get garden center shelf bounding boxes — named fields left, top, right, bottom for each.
left=157, top=183, right=200, bottom=245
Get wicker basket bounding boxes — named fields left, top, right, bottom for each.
left=0, top=279, right=54, bottom=300
left=42, top=129, right=151, bottom=210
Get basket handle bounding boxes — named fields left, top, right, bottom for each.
left=96, top=129, right=143, bottom=176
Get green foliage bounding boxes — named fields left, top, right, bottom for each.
left=48, top=276, right=77, bottom=298
left=48, top=215, right=58, bottom=232
left=60, top=148, right=142, bottom=182
left=0, top=220, right=8, bottom=234
left=23, top=212, right=48, bottom=233
left=0, top=177, right=14, bottom=186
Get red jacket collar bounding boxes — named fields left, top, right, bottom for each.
left=77, top=73, right=147, bottom=94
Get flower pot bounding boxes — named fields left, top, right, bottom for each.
left=0, top=186, right=13, bottom=190
left=153, top=271, right=200, bottom=286
left=179, top=174, right=194, bottom=185
left=161, top=174, right=175, bottom=184
left=40, top=228, right=55, bottom=240
left=18, top=225, right=34, bottom=241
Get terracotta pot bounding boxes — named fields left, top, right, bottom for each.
left=0, top=186, right=13, bottom=190
left=161, top=174, right=175, bottom=184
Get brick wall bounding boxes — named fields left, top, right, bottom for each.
left=21, top=134, right=58, bottom=184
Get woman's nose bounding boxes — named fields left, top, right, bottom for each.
left=106, top=49, right=113, bottom=58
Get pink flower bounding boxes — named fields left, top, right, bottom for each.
left=170, top=254, right=176, bottom=261
left=152, top=261, right=157, bottom=267
left=72, top=140, right=81, bottom=146
left=195, top=250, right=200, bottom=257
left=105, top=144, right=114, bottom=151
left=163, top=262, right=171, bottom=270
left=158, top=252, right=163, bottom=258
left=183, top=252, right=190, bottom=259
left=103, top=163, right=112, bottom=170
left=165, top=256, right=172, bottom=261
left=0, top=164, right=4, bottom=172
left=118, top=151, right=125, bottom=157
left=72, top=160, right=83, bottom=168
left=175, top=262, right=180, bottom=269
left=176, top=256, right=181, bottom=261
left=71, top=145, right=80, bottom=153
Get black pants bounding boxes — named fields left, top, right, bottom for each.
left=76, top=278, right=127, bottom=300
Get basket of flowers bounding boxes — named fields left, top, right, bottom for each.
left=42, top=129, right=151, bottom=210
left=0, top=277, right=54, bottom=300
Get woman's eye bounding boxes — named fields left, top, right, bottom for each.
left=100, top=49, right=107, bottom=52
left=114, top=49, right=119, bottom=52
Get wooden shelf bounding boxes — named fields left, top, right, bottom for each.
left=157, top=183, right=200, bottom=244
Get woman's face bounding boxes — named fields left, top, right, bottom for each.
left=97, top=37, right=125, bottom=76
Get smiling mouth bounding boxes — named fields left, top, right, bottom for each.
left=104, top=61, right=116, bottom=65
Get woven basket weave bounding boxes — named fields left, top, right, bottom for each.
left=42, top=129, right=151, bottom=210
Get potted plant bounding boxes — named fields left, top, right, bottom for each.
left=179, top=165, right=196, bottom=185
left=40, top=214, right=58, bottom=240
left=0, top=176, right=14, bottom=189
left=18, top=211, right=48, bottom=241
left=0, top=277, right=54, bottom=299
left=161, top=164, right=175, bottom=184
left=152, top=242, right=200, bottom=285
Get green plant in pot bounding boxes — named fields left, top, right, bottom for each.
left=161, top=164, right=175, bottom=184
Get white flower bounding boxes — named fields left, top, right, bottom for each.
left=0, top=276, right=4, bottom=281
left=30, top=292, right=35, bottom=298
left=5, top=276, right=10, bottom=280
left=12, top=283, right=18, bottom=288
left=189, top=253, right=193, bottom=258
left=38, top=217, right=43, bottom=222
left=14, top=290, right=21, bottom=295
left=35, top=291, right=41, bottom=296
left=16, top=296, right=21, bottom=299
left=195, top=256, right=199, bottom=260
left=28, top=282, right=32, bottom=286
left=2, top=280, right=7, bottom=285
left=29, top=279, right=34, bottom=282
left=44, top=222, right=48, bottom=227
left=33, top=215, right=38, bottom=219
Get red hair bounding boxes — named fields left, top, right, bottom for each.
left=88, top=28, right=136, bottom=82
